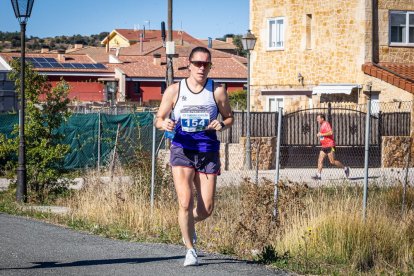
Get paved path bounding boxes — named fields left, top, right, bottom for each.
left=218, top=168, right=414, bottom=187
left=0, top=213, right=287, bottom=276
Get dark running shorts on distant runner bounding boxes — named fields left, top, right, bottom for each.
left=170, top=145, right=221, bottom=175
left=321, top=147, right=336, bottom=154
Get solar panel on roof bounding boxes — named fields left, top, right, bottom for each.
left=31, top=62, right=42, bottom=68
left=50, top=63, right=63, bottom=68
left=39, top=62, right=53, bottom=68
left=72, top=63, right=86, bottom=69
left=94, top=64, right=106, bottom=69
left=11, top=57, right=107, bottom=70
left=62, top=63, right=74, bottom=68
left=82, top=64, right=95, bottom=69
left=34, top=58, right=48, bottom=63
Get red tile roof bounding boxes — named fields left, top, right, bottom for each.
left=103, top=29, right=204, bottom=46
left=0, top=41, right=247, bottom=79
left=67, top=43, right=247, bottom=79
left=362, top=62, right=414, bottom=94
left=200, top=39, right=237, bottom=50
left=107, top=55, right=246, bottom=79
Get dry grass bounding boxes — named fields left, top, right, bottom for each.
left=62, top=169, right=414, bottom=274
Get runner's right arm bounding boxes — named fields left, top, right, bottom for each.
left=154, top=83, right=179, bottom=131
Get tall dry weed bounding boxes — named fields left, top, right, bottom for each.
left=65, top=168, right=414, bottom=273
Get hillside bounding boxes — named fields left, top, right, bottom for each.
left=0, top=31, right=109, bottom=52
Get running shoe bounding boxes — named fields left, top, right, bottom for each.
left=311, top=174, right=321, bottom=180
left=344, top=167, right=350, bottom=178
left=183, top=248, right=199, bottom=266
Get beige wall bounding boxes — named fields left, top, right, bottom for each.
left=377, top=0, right=414, bottom=63
left=250, top=0, right=414, bottom=111
left=108, top=35, right=131, bottom=48
left=251, top=0, right=368, bottom=111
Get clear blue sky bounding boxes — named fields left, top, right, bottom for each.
left=0, top=0, right=249, bottom=39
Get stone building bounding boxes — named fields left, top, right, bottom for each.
left=249, top=0, right=414, bottom=112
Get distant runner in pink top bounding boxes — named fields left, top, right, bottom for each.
left=311, top=114, right=350, bottom=180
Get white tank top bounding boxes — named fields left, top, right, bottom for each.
left=172, top=78, right=218, bottom=129
left=171, top=78, right=220, bottom=152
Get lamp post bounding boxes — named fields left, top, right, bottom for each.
left=241, top=30, right=256, bottom=170
left=11, top=0, right=34, bottom=203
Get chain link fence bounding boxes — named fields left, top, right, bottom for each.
left=0, top=100, right=412, bottom=190
left=205, top=101, right=413, bottom=188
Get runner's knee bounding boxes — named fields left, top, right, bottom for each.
left=178, top=199, right=193, bottom=212
left=197, top=204, right=214, bottom=219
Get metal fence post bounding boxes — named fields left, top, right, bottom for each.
left=402, top=138, right=412, bottom=214
left=150, top=113, right=157, bottom=210
left=363, top=84, right=372, bottom=221
left=273, top=107, right=283, bottom=220
left=97, top=111, right=101, bottom=171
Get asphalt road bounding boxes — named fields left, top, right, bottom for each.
left=0, top=213, right=287, bottom=276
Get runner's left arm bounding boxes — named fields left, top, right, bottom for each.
left=207, top=85, right=234, bottom=131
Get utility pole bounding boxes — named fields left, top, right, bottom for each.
left=166, top=0, right=174, bottom=86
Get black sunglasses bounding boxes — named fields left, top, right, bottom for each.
left=190, top=61, right=212, bottom=68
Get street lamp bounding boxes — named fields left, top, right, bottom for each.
left=11, top=0, right=35, bottom=203
left=241, top=30, right=256, bottom=170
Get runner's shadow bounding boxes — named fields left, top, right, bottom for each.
left=1, top=256, right=183, bottom=270
left=347, top=176, right=380, bottom=181
left=198, top=258, right=251, bottom=266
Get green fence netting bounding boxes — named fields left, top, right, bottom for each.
left=0, top=112, right=165, bottom=170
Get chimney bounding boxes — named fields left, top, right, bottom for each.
left=41, top=46, right=49, bottom=53
left=109, top=54, right=122, bottom=64
left=208, top=37, right=212, bottom=48
left=57, top=49, right=66, bottom=62
left=153, top=53, right=161, bottom=66
left=140, top=33, right=144, bottom=53
left=226, top=37, right=233, bottom=44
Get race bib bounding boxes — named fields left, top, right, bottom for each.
left=180, top=106, right=210, bottom=132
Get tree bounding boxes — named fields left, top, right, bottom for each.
left=232, top=35, right=248, bottom=57
left=228, top=90, right=247, bottom=111
left=0, top=60, right=71, bottom=203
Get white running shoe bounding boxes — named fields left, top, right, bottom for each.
left=344, top=167, right=350, bottom=178
left=183, top=248, right=199, bottom=266
left=311, top=174, right=321, bottom=180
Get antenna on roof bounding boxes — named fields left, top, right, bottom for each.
left=145, top=20, right=151, bottom=30
left=180, top=21, right=183, bottom=45
left=161, top=21, right=166, bottom=46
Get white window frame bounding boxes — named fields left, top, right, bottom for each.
left=389, top=10, right=414, bottom=46
left=267, top=17, right=285, bottom=50
left=370, top=94, right=380, bottom=115
left=266, top=96, right=284, bottom=112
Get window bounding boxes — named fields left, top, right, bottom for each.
left=161, top=82, right=167, bottom=94
left=266, top=96, right=284, bottom=112
left=306, top=14, right=312, bottom=49
left=390, top=11, right=414, bottom=46
left=268, top=17, right=285, bottom=50
left=133, top=82, right=141, bottom=95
